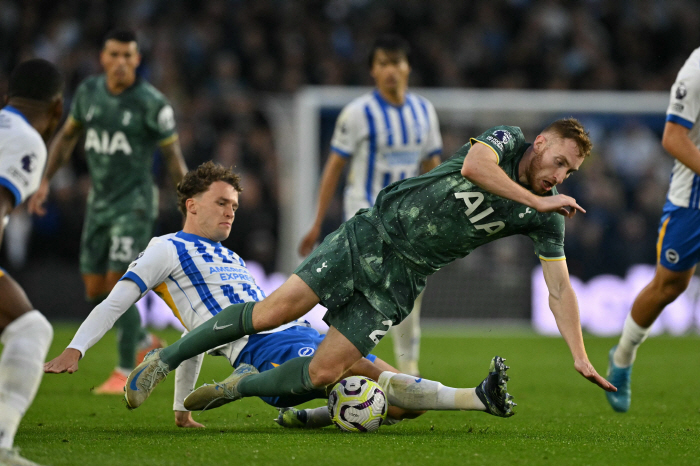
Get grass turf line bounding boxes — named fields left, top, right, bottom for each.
left=11, top=324, right=700, bottom=466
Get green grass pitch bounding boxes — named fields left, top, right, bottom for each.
left=11, top=325, right=700, bottom=465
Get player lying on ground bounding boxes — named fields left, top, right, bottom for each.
left=43, top=161, right=514, bottom=428
left=0, top=59, right=63, bottom=466
left=122, top=118, right=616, bottom=418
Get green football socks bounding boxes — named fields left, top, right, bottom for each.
left=237, top=356, right=325, bottom=404
left=114, top=305, right=144, bottom=370
left=159, top=302, right=255, bottom=369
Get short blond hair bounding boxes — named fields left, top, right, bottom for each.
left=542, top=118, right=592, bottom=158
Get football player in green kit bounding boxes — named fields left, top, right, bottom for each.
left=28, top=30, right=188, bottom=394
left=126, top=118, right=617, bottom=416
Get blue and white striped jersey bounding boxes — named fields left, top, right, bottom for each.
left=666, top=46, right=700, bottom=208
left=120, top=231, right=302, bottom=361
left=330, top=90, right=442, bottom=220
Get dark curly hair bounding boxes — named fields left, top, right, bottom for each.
left=177, top=161, right=242, bottom=215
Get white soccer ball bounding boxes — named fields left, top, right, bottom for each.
left=327, top=376, right=387, bottom=432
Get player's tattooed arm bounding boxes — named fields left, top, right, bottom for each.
left=28, top=116, right=82, bottom=216
left=540, top=259, right=616, bottom=393
left=160, top=137, right=188, bottom=187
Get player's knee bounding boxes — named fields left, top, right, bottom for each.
left=308, top=363, right=343, bottom=388
left=661, top=281, right=688, bottom=302
left=252, top=303, right=293, bottom=331
left=0, top=310, right=53, bottom=347
left=252, top=308, right=284, bottom=331
left=653, top=276, right=689, bottom=303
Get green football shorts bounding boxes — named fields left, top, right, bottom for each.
left=80, top=209, right=154, bottom=275
left=295, top=212, right=426, bottom=356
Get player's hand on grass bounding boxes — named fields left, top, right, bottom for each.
left=298, top=225, right=321, bottom=257
left=44, top=348, right=81, bottom=374
left=535, top=194, right=586, bottom=218
left=574, top=358, right=617, bottom=392
left=27, top=178, right=50, bottom=216
left=175, top=411, right=205, bottom=428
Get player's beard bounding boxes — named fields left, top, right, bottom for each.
left=525, top=150, right=547, bottom=195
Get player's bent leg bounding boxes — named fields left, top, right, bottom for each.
left=159, top=274, right=319, bottom=371
left=186, top=326, right=361, bottom=411
left=183, top=363, right=259, bottom=411
left=105, top=270, right=148, bottom=368
left=0, top=274, right=53, bottom=455
left=608, top=264, right=695, bottom=413
left=629, top=264, right=694, bottom=328
left=307, top=326, right=363, bottom=387
left=250, top=274, right=321, bottom=331
left=82, top=273, right=109, bottom=301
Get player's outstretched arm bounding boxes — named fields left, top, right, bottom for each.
left=298, top=151, right=348, bottom=257
left=540, top=259, right=616, bottom=392
left=43, top=280, right=142, bottom=374
left=28, top=116, right=82, bottom=216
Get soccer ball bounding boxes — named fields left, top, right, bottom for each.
left=327, top=376, right=387, bottom=432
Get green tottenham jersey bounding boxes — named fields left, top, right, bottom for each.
left=370, top=125, right=565, bottom=275
left=70, top=75, right=177, bottom=219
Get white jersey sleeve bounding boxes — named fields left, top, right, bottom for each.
left=422, top=100, right=442, bottom=159
left=67, top=279, right=142, bottom=356
left=329, top=103, right=363, bottom=158
left=667, top=70, right=700, bottom=129
left=0, top=108, right=47, bottom=207
left=120, top=236, right=178, bottom=296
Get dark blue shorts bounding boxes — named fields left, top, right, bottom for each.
left=234, top=325, right=376, bottom=407
left=657, top=201, right=700, bottom=271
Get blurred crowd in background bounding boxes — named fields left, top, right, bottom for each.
left=0, top=0, right=695, bottom=302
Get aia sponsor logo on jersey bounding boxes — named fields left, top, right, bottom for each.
left=676, top=83, right=687, bottom=100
